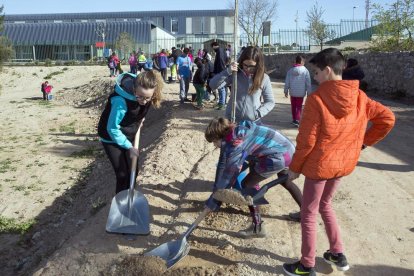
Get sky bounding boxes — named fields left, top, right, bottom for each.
left=1, top=0, right=395, bottom=29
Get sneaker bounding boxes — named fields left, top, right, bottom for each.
left=237, top=222, right=267, bottom=239
left=283, top=261, right=316, bottom=276
left=323, top=250, right=350, bottom=271
left=184, top=98, right=192, bottom=102
left=291, top=120, right=299, bottom=127
left=216, top=104, right=224, bottom=110
left=288, top=211, right=301, bottom=221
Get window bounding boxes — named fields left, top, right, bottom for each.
left=186, top=18, right=192, bottom=34
left=171, top=17, right=178, bottom=33
left=192, top=17, right=202, bottom=34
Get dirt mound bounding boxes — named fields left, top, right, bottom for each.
left=213, top=189, right=253, bottom=206
left=57, top=78, right=113, bottom=111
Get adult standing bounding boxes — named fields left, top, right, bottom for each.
left=284, top=55, right=312, bottom=127
left=176, top=48, right=192, bottom=103
left=211, top=42, right=229, bottom=110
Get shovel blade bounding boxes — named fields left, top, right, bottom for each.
left=106, top=189, right=150, bottom=235
left=145, top=237, right=190, bottom=268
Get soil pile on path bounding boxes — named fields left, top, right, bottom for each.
left=104, top=255, right=167, bottom=276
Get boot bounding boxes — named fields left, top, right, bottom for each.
left=238, top=221, right=267, bottom=239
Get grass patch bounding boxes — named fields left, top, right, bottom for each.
left=44, top=71, right=64, bottom=80
left=12, top=185, right=25, bottom=191
left=59, top=121, right=76, bottom=133
left=38, top=100, right=52, bottom=108
left=0, top=158, right=14, bottom=173
left=91, top=197, right=106, bottom=215
left=0, top=216, right=36, bottom=235
left=70, top=146, right=97, bottom=158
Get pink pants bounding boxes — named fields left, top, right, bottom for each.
left=290, top=96, right=304, bottom=121
left=300, top=177, right=343, bottom=267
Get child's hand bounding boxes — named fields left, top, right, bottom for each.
left=129, top=147, right=139, bottom=158
left=288, top=170, right=300, bottom=180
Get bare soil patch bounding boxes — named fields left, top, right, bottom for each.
left=0, top=66, right=413, bottom=276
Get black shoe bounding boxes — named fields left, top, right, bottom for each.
left=323, top=250, right=350, bottom=271
left=184, top=98, right=192, bottom=102
left=291, top=120, right=299, bottom=127
left=283, top=261, right=316, bottom=276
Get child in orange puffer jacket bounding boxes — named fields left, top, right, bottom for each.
left=283, top=48, right=395, bottom=276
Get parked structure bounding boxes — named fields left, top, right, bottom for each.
left=2, top=10, right=235, bottom=61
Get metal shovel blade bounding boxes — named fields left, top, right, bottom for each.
left=105, top=189, right=150, bottom=235
left=145, top=236, right=190, bottom=268
left=144, top=208, right=210, bottom=269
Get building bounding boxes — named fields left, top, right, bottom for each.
left=2, top=9, right=235, bottom=61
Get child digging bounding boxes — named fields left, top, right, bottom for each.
left=205, top=117, right=301, bottom=238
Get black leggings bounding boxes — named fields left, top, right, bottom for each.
left=102, top=142, right=138, bottom=194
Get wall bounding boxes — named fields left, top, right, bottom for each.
left=264, top=51, right=414, bottom=98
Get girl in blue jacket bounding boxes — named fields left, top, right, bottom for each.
left=98, top=71, right=163, bottom=193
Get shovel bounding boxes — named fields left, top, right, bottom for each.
left=212, top=174, right=288, bottom=206
left=145, top=208, right=210, bottom=268
left=105, top=120, right=150, bottom=235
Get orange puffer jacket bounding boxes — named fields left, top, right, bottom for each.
left=289, top=80, right=395, bottom=179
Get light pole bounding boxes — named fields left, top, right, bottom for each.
left=352, top=6, right=358, bottom=33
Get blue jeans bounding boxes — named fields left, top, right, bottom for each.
left=179, top=75, right=191, bottom=101
left=218, top=83, right=227, bottom=105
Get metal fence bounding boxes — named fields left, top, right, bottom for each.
left=8, top=20, right=379, bottom=62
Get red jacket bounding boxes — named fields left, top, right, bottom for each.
left=289, top=80, right=395, bottom=179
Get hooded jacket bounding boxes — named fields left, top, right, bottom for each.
left=209, top=68, right=275, bottom=122
left=284, top=65, right=312, bottom=97
left=289, top=80, right=395, bottom=179
left=206, top=120, right=295, bottom=210
left=97, top=73, right=151, bottom=149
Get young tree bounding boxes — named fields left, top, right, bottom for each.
left=229, top=0, right=278, bottom=46
left=306, top=2, right=336, bottom=50
left=372, top=0, right=414, bottom=51
left=0, top=5, right=14, bottom=67
left=115, top=32, right=135, bottom=61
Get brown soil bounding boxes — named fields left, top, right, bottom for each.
left=213, top=189, right=253, bottom=206
left=0, top=66, right=413, bottom=276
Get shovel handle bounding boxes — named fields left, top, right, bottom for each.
left=131, top=119, right=145, bottom=166
left=183, top=208, right=210, bottom=238
left=129, top=119, right=145, bottom=190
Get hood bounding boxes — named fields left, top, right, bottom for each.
left=316, top=80, right=359, bottom=118
left=227, top=120, right=256, bottom=145
left=114, top=73, right=137, bottom=101
left=291, top=65, right=305, bottom=77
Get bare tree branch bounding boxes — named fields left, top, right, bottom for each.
left=229, top=0, right=278, bottom=46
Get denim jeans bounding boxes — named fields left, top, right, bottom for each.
left=217, top=82, right=227, bottom=105
left=179, top=75, right=191, bottom=101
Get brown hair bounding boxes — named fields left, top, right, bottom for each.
left=237, top=46, right=265, bottom=94
left=134, top=70, right=163, bottom=108
left=205, top=117, right=234, bottom=142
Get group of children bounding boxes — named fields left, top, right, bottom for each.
left=98, top=48, right=395, bottom=276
